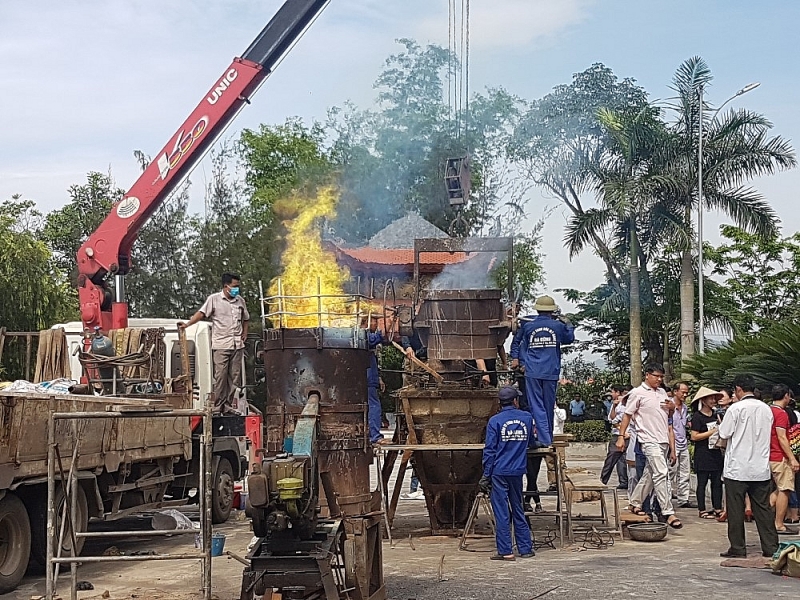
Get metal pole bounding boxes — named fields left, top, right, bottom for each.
left=46, top=414, right=56, bottom=600
left=278, top=278, right=285, bottom=329
left=317, top=277, right=323, bottom=328
left=258, top=280, right=267, bottom=332
left=697, top=85, right=705, bottom=355
left=202, top=400, right=213, bottom=600
left=70, top=424, right=79, bottom=600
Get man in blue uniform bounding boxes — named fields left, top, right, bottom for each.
left=365, top=319, right=388, bottom=445
left=480, top=386, right=535, bottom=560
left=510, top=295, right=575, bottom=447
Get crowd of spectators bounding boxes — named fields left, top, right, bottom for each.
left=600, top=370, right=800, bottom=557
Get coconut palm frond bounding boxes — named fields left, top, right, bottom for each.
left=703, top=185, right=779, bottom=239
left=563, top=208, right=614, bottom=258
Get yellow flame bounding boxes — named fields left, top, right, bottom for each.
left=269, top=187, right=352, bottom=328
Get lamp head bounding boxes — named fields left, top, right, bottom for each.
left=737, top=82, right=760, bottom=96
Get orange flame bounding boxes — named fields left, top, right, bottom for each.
left=269, top=187, right=351, bottom=328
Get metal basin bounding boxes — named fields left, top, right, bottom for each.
left=627, top=522, right=668, bottom=542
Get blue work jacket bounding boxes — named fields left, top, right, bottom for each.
left=510, top=314, right=575, bottom=381
left=482, top=406, right=533, bottom=477
left=367, top=331, right=382, bottom=388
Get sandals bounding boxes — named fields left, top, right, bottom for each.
left=716, top=510, right=727, bottom=523
left=699, top=511, right=716, bottom=519
left=744, top=509, right=753, bottom=523
left=667, top=515, right=683, bottom=529
left=627, top=505, right=652, bottom=522
left=490, top=554, right=516, bottom=561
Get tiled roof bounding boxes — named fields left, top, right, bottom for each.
left=368, top=213, right=449, bottom=249
left=328, top=245, right=471, bottom=272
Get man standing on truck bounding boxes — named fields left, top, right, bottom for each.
left=179, top=273, right=249, bottom=413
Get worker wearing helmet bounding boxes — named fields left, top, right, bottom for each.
left=480, top=385, right=534, bottom=560
left=509, top=295, right=575, bottom=447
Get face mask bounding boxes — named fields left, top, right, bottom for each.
left=229, top=286, right=240, bottom=298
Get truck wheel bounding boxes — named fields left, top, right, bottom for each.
left=29, top=485, right=88, bottom=567
left=211, top=457, right=235, bottom=524
left=0, top=493, right=32, bottom=594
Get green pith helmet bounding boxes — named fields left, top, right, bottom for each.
left=533, top=295, right=558, bottom=312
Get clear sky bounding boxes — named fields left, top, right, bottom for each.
left=1, top=0, right=798, bottom=304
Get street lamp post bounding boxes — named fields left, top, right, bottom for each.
left=696, top=82, right=760, bottom=354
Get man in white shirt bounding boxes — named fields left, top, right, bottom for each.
left=717, top=374, right=778, bottom=558
left=617, top=363, right=681, bottom=529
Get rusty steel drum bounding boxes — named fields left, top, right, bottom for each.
left=261, top=326, right=384, bottom=600
left=262, top=326, right=374, bottom=515
left=415, top=289, right=509, bottom=362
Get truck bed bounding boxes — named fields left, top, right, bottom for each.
left=0, top=391, right=192, bottom=489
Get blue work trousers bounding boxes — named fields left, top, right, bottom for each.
left=368, top=386, right=383, bottom=443
left=490, top=475, right=532, bottom=556
left=525, top=377, right=557, bottom=446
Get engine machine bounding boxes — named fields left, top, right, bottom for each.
left=241, top=319, right=385, bottom=600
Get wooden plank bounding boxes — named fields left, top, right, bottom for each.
left=0, top=391, right=166, bottom=405
left=387, top=451, right=411, bottom=527
left=0, top=326, right=6, bottom=364
left=378, top=444, right=484, bottom=451
left=392, top=341, right=443, bottom=383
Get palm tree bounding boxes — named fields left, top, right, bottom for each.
left=565, top=106, right=673, bottom=384
left=665, top=57, right=795, bottom=365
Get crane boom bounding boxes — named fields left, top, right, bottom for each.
left=77, top=0, right=329, bottom=332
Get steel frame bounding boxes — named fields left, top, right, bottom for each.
left=45, top=404, right=214, bottom=600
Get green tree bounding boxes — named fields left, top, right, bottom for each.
left=327, top=40, right=527, bottom=242
left=124, top=153, right=198, bottom=318
left=509, top=64, right=649, bottom=292
left=683, top=321, right=800, bottom=393
left=705, top=225, right=800, bottom=334
left=41, top=172, right=122, bottom=277
left=239, top=118, right=334, bottom=217
left=564, top=106, right=672, bottom=384
left=189, top=145, right=278, bottom=312
left=0, top=198, right=73, bottom=333
left=662, top=57, right=794, bottom=363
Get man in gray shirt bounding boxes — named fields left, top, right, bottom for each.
left=180, top=273, right=249, bottom=413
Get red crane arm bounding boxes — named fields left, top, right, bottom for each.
left=77, top=0, right=329, bottom=332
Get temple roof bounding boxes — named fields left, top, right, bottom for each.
left=367, top=213, right=449, bottom=249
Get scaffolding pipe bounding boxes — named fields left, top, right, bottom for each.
left=45, top=404, right=213, bottom=600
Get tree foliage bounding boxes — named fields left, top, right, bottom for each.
left=327, top=39, right=530, bottom=242
left=705, top=225, right=800, bottom=334
left=0, top=198, right=72, bottom=332
left=683, top=321, right=800, bottom=393
left=41, top=172, right=121, bottom=277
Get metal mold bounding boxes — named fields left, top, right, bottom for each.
left=415, top=289, right=510, bottom=361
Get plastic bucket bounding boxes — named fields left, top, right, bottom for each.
left=211, top=533, right=226, bottom=557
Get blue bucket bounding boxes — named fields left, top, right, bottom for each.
left=211, top=533, right=226, bottom=557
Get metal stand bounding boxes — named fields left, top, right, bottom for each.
left=458, top=492, right=496, bottom=551
left=45, top=403, right=214, bottom=600
left=523, top=446, right=567, bottom=548
left=564, top=484, right=623, bottom=544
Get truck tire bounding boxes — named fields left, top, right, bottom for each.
left=212, top=457, right=235, bottom=524
left=29, top=485, right=88, bottom=567
left=0, top=493, right=32, bottom=594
